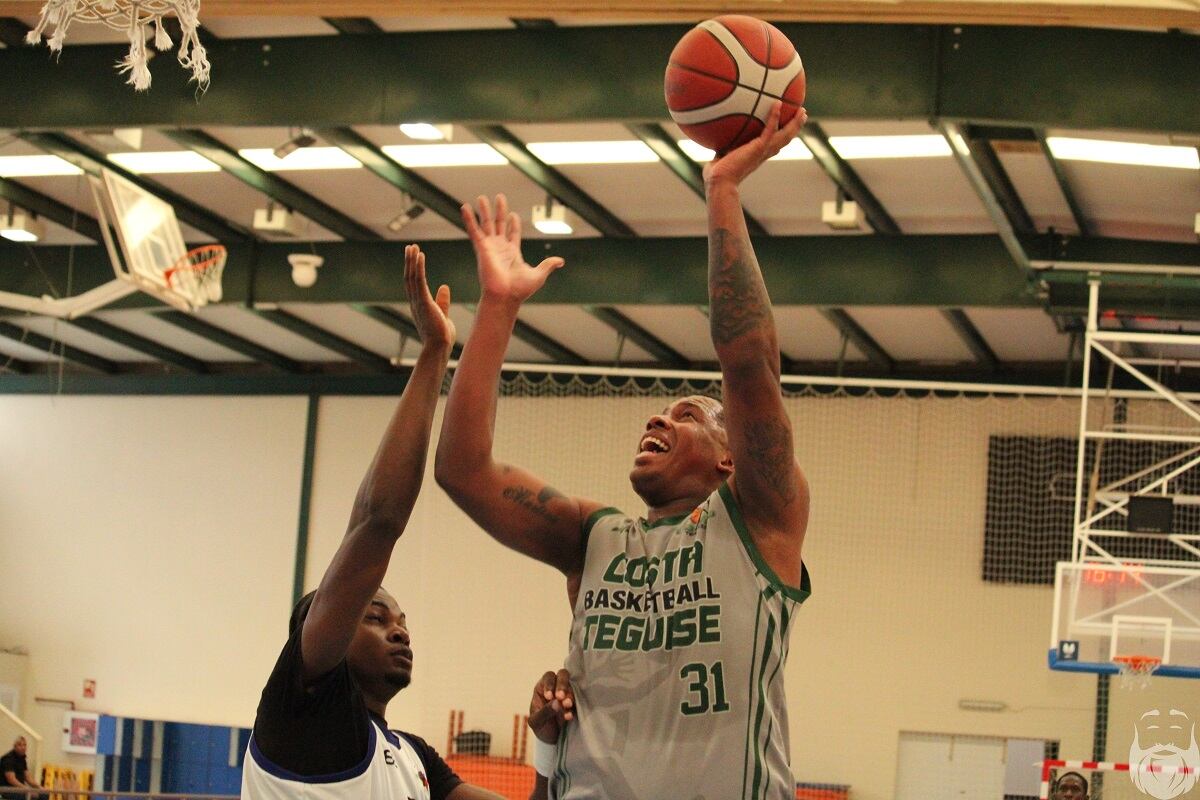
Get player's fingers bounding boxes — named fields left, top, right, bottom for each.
left=537, top=670, right=557, bottom=700
left=495, top=194, right=509, bottom=236
left=554, top=668, right=571, bottom=702
left=508, top=211, right=522, bottom=245
left=476, top=195, right=495, bottom=236
left=534, top=256, right=565, bottom=279
left=461, top=203, right=483, bottom=243
left=528, top=701, right=557, bottom=729
left=435, top=284, right=451, bottom=314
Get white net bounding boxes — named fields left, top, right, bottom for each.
left=25, top=0, right=211, bottom=91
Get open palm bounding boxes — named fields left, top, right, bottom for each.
left=462, top=194, right=564, bottom=303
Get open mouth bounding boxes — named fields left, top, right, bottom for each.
left=639, top=435, right=671, bottom=454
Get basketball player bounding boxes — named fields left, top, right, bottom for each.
left=1051, top=772, right=1088, bottom=800
left=242, top=245, right=523, bottom=800
left=435, top=102, right=811, bottom=800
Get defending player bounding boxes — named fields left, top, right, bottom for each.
left=435, top=103, right=811, bottom=800
left=243, top=245, right=507, bottom=800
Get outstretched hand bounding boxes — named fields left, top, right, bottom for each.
left=461, top=194, right=565, bottom=305
left=528, top=668, right=575, bottom=744
left=404, top=243, right=456, bottom=350
left=703, top=103, right=807, bottom=188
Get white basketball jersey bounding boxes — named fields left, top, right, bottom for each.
left=241, top=719, right=430, bottom=800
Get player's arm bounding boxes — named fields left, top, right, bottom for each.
left=703, top=105, right=811, bottom=573
left=301, top=245, right=456, bottom=682
left=435, top=195, right=604, bottom=576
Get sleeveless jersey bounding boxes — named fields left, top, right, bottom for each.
left=242, top=719, right=430, bottom=800
left=554, top=482, right=811, bottom=800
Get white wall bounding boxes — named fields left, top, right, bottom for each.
left=0, top=395, right=308, bottom=769
left=3, top=389, right=1198, bottom=798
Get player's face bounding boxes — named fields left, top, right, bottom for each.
left=630, top=396, right=731, bottom=502
left=1053, top=775, right=1087, bottom=800
left=347, top=590, right=413, bottom=695
left=13, top=739, right=25, bottom=756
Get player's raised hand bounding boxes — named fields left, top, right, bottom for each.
left=703, top=102, right=806, bottom=188
left=462, top=194, right=565, bottom=305
left=528, top=668, right=575, bottom=744
left=404, top=243, right=456, bottom=350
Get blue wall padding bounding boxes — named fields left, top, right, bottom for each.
left=96, top=715, right=251, bottom=795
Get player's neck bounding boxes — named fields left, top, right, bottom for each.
left=644, top=494, right=708, bottom=524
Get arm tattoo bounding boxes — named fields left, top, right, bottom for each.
left=744, top=416, right=799, bottom=504
left=502, top=483, right=563, bottom=521
left=709, top=227, right=772, bottom=345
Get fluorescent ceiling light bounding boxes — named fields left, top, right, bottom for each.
left=382, top=144, right=508, bottom=168
left=399, top=123, right=452, bottom=141
left=0, top=155, right=83, bottom=178
left=676, top=138, right=812, bottom=163
left=238, top=147, right=363, bottom=171
left=527, top=140, right=659, bottom=165
left=829, top=135, right=951, bottom=159
left=1046, top=136, right=1199, bottom=169
left=107, top=151, right=220, bottom=174
left=1, top=210, right=45, bottom=242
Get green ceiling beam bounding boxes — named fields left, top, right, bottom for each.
left=586, top=306, right=688, bottom=368
left=941, top=308, right=1001, bottom=372
left=322, top=17, right=383, bottom=35
left=316, top=127, right=466, bottom=231
left=252, top=307, right=394, bottom=370
left=626, top=122, right=769, bottom=238
left=155, top=310, right=303, bottom=373
left=1034, top=129, right=1092, bottom=237
left=66, top=316, right=209, bottom=373
left=0, top=17, right=29, bottom=47
left=961, top=126, right=1036, bottom=236
left=2, top=26, right=1194, bottom=134
left=0, top=356, right=32, bottom=375
left=818, top=308, right=895, bottom=371
left=469, top=125, right=636, bottom=238
left=20, top=132, right=252, bottom=243
left=8, top=234, right=1197, bottom=309
left=0, top=319, right=120, bottom=373
left=798, top=122, right=900, bottom=235
left=351, top=303, right=464, bottom=360
left=164, top=129, right=381, bottom=241
left=0, top=177, right=103, bottom=242
left=512, top=318, right=588, bottom=365
left=939, top=122, right=1032, bottom=275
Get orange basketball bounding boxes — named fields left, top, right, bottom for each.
left=664, top=15, right=806, bottom=154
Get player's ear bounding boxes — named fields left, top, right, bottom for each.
left=716, top=452, right=734, bottom=477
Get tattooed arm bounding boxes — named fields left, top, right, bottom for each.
left=435, top=195, right=604, bottom=578
left=703, top=105, right=811, bottom=580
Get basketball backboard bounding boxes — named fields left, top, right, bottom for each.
left=90, top=168, right=215, bottom=312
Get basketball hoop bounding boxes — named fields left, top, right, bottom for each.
left=25, top=0, right=211, bottom=91
left=1113, top=654, right=1161, bottom=690
left=164, top=245, right=226, bottom=308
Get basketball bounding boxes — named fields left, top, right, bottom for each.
left=664, top=15, right=805, bottom=154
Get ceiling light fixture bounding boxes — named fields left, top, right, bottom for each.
left=0, top=208, right=46, bottom=242
left=107, top=151, right=220, bottom=174
left=272, top=127, right=319, bottom=160
left=0, top=155, right=83, bottom=178
left=239, top=147, right=362, bottom=171
left=1046, top=136, right=1200, bottom=169
left=527, top=140, right=659, bottom=165
left=387, top=194, right=426, bottom=233
left=829, top=135, right=952, bottom=159
left=399, top=123, right=453, bottom=141
left=675, top=138, right=812, bottom=163
left=532, top=197, right=572, bottom=236
left=382, top=144, right=509, bottom=168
